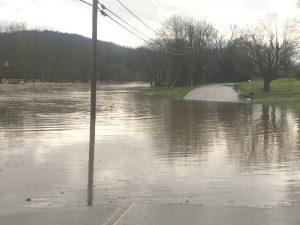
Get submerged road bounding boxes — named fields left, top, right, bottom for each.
left=184, top=83, right=240, bottom=102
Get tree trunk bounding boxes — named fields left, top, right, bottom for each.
left=263, top=77, right=271, bottom=93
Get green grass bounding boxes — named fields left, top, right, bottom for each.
left=145, top=86, right=197, bottom=100
left=234, top=78, right=300, bottom=111
left=0, top=106, right=22, bottom=123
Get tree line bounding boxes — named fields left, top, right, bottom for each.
left=0, top=23, right=147, bottom=84
left=140, top=15, right=300, bottom=92
left=1, top=15, right=299, bottom=92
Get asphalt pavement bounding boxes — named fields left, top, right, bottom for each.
left=184, top=83, right=240, bottom=102
left=1, top=203, right=300, bottom=225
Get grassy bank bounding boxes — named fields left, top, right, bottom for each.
left=145, top=86, right=196, bottom=100
left=234, top=78, right=300, bottom=110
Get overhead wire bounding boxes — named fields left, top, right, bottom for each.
left=100, top=10, right=150, bottom=45
left=77, top=0, right=192, bottom=55
left=115, top=0, right=156, bottom=33
left=100, top=10, right=191, bottom=55
left=100, top=4, right=152, bottom=41
left=77, top=0, right=93, bottom=7
left=100, top=3, right=192, bottom=53
left=115, top=0, right=193, bottom=50
left=143, top=0, right=168, bottom=23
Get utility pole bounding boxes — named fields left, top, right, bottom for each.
left=91, top=0, right=98, bottom=119
left=87, top=118, right=95, bottom=206
left=88, top=0, right=98, bottom=206
left=189, top=25, right=195, bottom=86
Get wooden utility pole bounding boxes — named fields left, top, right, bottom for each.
left=91, top=0, right=98, bottom=119
left=88, top=0, right=98, bottom=206
left=87, top=118, right=95, bottom=206
left=189, top=25, right=195, bottom=85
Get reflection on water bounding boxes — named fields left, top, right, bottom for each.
left=0, top=83, right=300, bottom=212
left=87, top=118, right=95, bottom=207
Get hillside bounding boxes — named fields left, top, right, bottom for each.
left=0, top=30, right=148, bottom=83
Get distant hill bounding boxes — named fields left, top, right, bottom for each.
left=0, top=29, right=148, bottom=83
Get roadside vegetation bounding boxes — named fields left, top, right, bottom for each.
left=146, top=86, right=196, bottom=100
left=235, top=78, right=300, bottom=111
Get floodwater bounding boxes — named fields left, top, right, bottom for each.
left=0, top=83, right=300, bottom=214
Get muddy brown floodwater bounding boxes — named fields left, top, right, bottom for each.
left=0, top=83, right=300, bottom=215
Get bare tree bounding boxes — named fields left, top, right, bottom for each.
left=154, top=16, right=219, bottom=86
left=5, top=22, right=27, bottom=33
left=212, top=26, right=255, bottom=82
left=243, top=17, right=299, bottom=92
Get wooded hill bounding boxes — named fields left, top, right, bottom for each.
left=0, top=29, right=147, bottom=83
left=0, top=27, right=254, bottom=86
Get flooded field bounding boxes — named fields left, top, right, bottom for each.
left=0, top=83, right=300, bottom=214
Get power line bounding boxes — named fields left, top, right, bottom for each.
left=100, top=10, right=191, bottom=55
left=143, top=0, right=168, bottom=22
left=116, top=0, right=156, bottom=33
left=100, top=4, right=152, bottom=41
left=114, top=0, right=193, bottom=50
left=77, top=0, right=191, bottom=55
left=100, top=10, right=151, bottom=45
left=100, top=4, right=191, bottom=53
left=78, top=0, right=93, bottom=7
left=78, top=0, right=154, bottom=48
left=79, top=0, right=192, bottom=52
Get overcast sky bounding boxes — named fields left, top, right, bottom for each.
left=0, top=0, right=299, bottom=47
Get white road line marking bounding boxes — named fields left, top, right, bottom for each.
left=102, top=204, right=127, bottom=225
left=112, top=204, right=133, bottom=225
left=102, top=204, right=133, bottom=225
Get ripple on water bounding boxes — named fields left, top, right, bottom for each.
left=0, top=83, right=300, bottom=210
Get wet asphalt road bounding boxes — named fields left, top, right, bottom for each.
left=184, top=83, right=240, bottom=102
left=1, top=203, right=300, bottom=225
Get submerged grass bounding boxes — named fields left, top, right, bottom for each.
left=145, top=86, right=196, bottom=100
left=234, top=78, right=300, bottom=111
left=0, top=106, right=22, bottom=124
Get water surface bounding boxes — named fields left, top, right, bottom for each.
left=0, top=83, right=300, bottom=214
